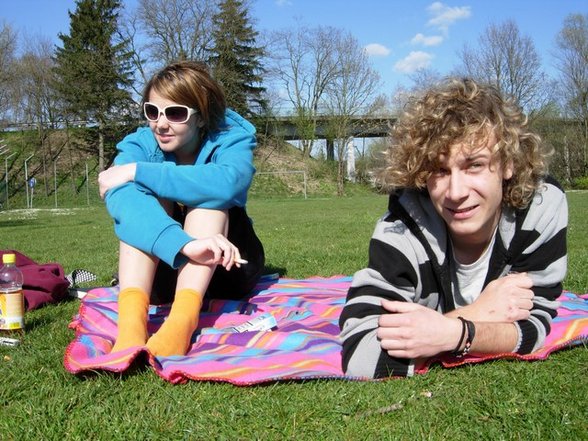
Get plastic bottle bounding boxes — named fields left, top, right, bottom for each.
left=0, top=253, right=25, bottom=346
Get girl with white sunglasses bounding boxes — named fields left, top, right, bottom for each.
left=99, top=61, right=264, bottom=357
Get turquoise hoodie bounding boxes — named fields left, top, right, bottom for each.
left=105, top=109, right=256, bottom=269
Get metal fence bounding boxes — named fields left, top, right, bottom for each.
left=0, top=157, right=97, bottom=210
left=0, top=159, right=311, bottom=211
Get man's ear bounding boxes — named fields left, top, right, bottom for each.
left=504, top=160, right=514, bottom=180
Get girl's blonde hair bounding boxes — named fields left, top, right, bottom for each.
left=381, top=78, right=550, bottom=208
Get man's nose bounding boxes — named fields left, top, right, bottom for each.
left=447, top=171, right=468, bottom=201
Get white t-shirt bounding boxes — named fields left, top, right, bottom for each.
left=452, top=230, right=497, bottom=307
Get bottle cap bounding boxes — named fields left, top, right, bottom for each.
left=2, top=254, right=16, bottom=264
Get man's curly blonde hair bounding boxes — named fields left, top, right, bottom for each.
left=380, top=78, right=550, bottom=209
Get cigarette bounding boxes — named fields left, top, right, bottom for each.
left=234, top=258, right=248, bottom=265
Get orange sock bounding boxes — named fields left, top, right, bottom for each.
left=146, top=288, right=203, bottom=357
left=111, top=287, right=149, bottom=353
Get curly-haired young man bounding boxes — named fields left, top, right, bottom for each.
left=339, top=78, right=568, bottom=378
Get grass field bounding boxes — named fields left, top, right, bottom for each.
left=0, top=192, right=587, bottom=440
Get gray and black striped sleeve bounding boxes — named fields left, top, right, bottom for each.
left=511, top=181, right=568, bottom=354
left=339, top=217, right=428, bottom=378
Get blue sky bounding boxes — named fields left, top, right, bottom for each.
left=2, top=0, right=586, bottom=94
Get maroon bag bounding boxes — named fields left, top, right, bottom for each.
left=0, top=250, right=70, bottom=310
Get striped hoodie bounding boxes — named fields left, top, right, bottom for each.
left=339, top=177, right=568, bottom=378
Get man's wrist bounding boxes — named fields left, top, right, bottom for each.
left=452, top=317, right=476, bottom=357
left=445, top=317, right=465, bottom=353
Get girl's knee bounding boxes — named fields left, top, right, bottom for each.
left=184, top=207, right=229, bottom=236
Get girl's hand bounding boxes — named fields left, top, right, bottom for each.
left=98, top=163, right=137, bottom=198
left=181, top=234, right=243, bottom=270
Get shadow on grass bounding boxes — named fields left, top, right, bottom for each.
left=0, top=219, right=45, bottom=228
left=263, top=264, right=287, bottom=277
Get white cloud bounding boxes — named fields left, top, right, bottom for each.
left=275, top=0, right=292, bottom=6
left=411, top=33, right=443, bottom=47
left=364, top=43, right=391, bottom=57
left=426, top=2, right=471, bottom=32
left=394, top=51, right=434, bottom=73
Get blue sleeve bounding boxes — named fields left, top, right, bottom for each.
left=112, top=127, right=161, bottom=165
left=105, top=183, right=192, bottom=268
left=134, top=125, right=256, bottom=209
left=104, top=128, right=192, bottom=268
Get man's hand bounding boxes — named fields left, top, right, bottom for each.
left=98, top=163, right=137, bottom=199
left=454, top=272, right=534, bottom=322
left=377, top=300, right=462, bottom=359
left=181, top=234, right=242, bottom=271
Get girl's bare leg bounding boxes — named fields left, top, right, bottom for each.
left=146, top=208, right=228, bottom=357
left=110, top=242, right=158, bottom=352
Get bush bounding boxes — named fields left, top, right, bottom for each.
left=572, top=176, right=588, bottom=190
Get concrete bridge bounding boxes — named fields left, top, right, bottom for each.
left=251, top=114, right=397, bottom=175
left=252, top=115, right=397, bottom=141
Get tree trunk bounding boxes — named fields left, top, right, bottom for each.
left=301, top=139, right=312, bottom=158
left=37, top=124, right=50, bottom=196
left=336, top=155, right=345, bottom=196
left=98, top=124, right=105, bottom=172
left=563, top=136, right=571, bottom=185
left=65, top=122, right=77, bottom=194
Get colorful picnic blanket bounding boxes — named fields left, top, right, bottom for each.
left=64, top=275, right=588, bottom=385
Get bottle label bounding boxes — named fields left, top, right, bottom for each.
left=0, top=289, right=25, bottom=330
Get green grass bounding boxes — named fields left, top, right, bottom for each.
left=0, top=193, right=587, bottom=440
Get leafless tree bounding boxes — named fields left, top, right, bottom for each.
left=267, top=25, right=341, bottom=158
left=11, top=38, right=59, bottom=126
left=118, top=7, right=150, bottom=96
left=322, top=31, right=383, bottom=194
left=554, top=13, right=588, bottom=175
left=0, top=22, right=17, bottom=123
left=134, top=0, right=216, bottom=68
left=408, top=68, right=443, bottom=92
left=11, top=36, right=67, bottom=195
left=458, top=20, right=548, bottom=114
left=390, top=68, right=443, bottom=114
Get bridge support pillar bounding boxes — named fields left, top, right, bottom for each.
left=346, top=138, right=356, bottom=182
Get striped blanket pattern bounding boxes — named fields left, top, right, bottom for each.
left=64, top=275, right=588, bottom=385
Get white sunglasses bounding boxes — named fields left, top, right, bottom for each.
left=143, top=102, right=198, bottom=123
